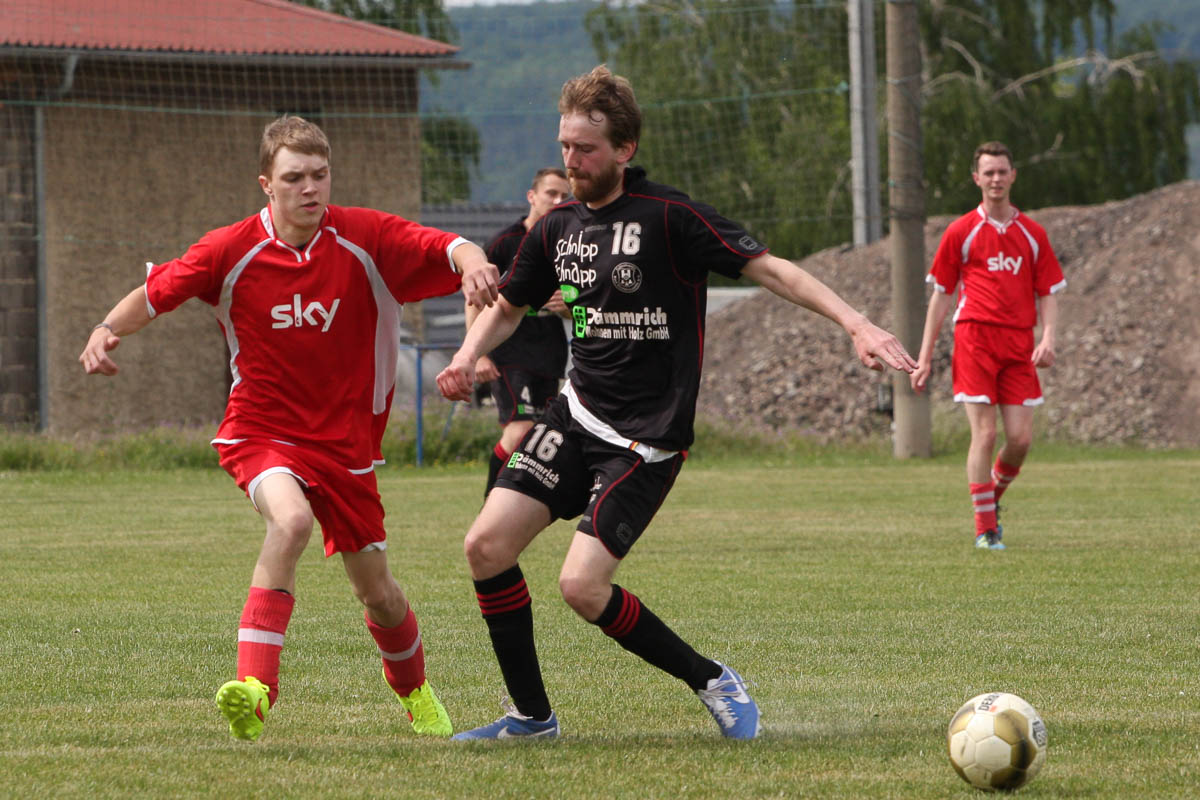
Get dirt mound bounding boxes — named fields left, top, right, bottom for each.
left=699, top=180, right=1200, bottom=448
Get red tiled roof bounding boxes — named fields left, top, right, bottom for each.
left=1, top=0, right=459, bottom=57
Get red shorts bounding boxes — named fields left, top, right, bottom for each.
left=215, top=439, right=386, bottom=556
left=952, top=321, right=1043, bottom=406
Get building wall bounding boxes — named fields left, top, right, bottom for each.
left=18, top=59, right=424, bottom=435
left=0, top=105, right=38, bottom=428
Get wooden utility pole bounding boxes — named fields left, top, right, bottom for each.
left=886, top=0, right=931, bottom=457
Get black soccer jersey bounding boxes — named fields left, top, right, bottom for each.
left=483, top=218, right=569, bottom=378
left=501, top=166, right=768, bottom=450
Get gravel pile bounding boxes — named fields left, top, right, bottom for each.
left=699, top=181, right=1200, bottom=448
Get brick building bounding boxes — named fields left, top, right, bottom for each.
left=0, top=0, right=462, bottom=432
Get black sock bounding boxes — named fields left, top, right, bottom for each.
left=485, top=444, right=507, bottom=498
left=593, top=584, right=721, bottom=692
left=473, top=565, right=552, bottom=720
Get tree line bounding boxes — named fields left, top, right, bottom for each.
left=299, top=1, right=1198, bottom=257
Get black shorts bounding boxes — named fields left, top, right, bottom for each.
left=489, top=366, right=560, bottom=425
left=493, top=395, right=685, bottom=559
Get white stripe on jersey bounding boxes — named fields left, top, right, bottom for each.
left=215, top=238, right=274, bottom=390
left=562, top=382, right=678, bottom=463
left=1012, top=219, right=1040, bottom=262
left=959, top=218, right=986, bottom=265
left=328, top=229, right=403, bottom=416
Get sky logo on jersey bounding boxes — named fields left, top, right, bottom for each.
left=986, top=252, right=1023, bottom=275
left=270, top=294, right=341, bottom=332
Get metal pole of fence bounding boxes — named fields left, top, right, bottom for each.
left=848, top=0, right=882, bottom=246
left=414, top=346, right=424, bottom=467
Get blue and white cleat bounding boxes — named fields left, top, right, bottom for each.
left=451, top=704, right=559, bottom=741
left=975, top=530, right=1006, bottom=550
left=697, top=662, right=761, bottom=739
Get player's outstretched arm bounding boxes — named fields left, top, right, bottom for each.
left=1031, top=294, right=1058, bottom=368
left=78, top=285, right=154, bottom=376
left=911, top=290, right=956, bottom=393
left=742, top=254, right=916, bottom=373
left=437, top=298, right=528, bottom=401
left=451, top=242, right=500, bottom=309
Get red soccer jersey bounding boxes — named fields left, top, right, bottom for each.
left=928, top=205, right=1066, bottom=329
left=145, top=205, right=463, bottom=469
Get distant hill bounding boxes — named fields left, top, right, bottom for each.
left=1114, top=0, right=1200, bottom=56
left=420, top=1, right=600, bottom=203
left=423, top=0, right=1200, bottom=202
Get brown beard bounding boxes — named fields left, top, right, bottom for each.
left=569, top=161, right=623, bottom=205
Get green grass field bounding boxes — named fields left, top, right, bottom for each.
left=1, top=450, right=1197, bottom=798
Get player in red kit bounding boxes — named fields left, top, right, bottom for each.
left=911, top=141, right=1066, bottom=550
left=79, top=116, right=499, bottom=741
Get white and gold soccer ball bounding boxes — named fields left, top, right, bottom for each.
left=947, top=692, right=1047, bottom=792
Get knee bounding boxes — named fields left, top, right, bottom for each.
left=558, top=572, right=609, bottom=621
left=353, top=576, right=402, bottom=615
left=268, top=507, right=314, bottom=552
left=1006, top=430, right=1033, bottom=455
left=463, top=525, right=510, bottom=576
left=972, top=426, right=998, bottom=452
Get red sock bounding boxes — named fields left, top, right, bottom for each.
left=238, top=587, right=294, bottom=707
left=366, top=606, right=425, bottom=697
left=991, top=458, right=1021, bottom=502
left=970, top=481, right=997, bottom=536
left=493, top=441, right=509, bottom=461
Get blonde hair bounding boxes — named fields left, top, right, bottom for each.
left=259, top=115, right=331, bottom=176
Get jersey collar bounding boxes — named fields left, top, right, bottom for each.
left=259, top=205, right=330, bottom=262
left=975, top=203, right=1020, bottom=232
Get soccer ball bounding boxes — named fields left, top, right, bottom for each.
left=947, top=692, right=1047, bottom=792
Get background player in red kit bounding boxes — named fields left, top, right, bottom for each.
left=79, top=116, right=499, bottom=741
left=469, top=167, right=572, bottom=497
left=911, top=141, right=1066, bottom=550
left=437, top=66, right=917, bottom=741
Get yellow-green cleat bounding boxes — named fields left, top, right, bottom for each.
left=392, top=675, right=452, bottom=737
left=215, top=676, right=271, bottom=742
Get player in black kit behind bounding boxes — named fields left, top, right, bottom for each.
left=437, top=65, right=917, bottom=741
left=470, top=168, right=571, bottom=497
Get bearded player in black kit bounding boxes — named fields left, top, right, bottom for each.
left=437, top=65, right=917, bottom=740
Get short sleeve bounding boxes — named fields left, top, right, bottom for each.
left=670, top=200, right=767, bottom=283
left=373, top=212, right=463, bottom=304
left=928, top=226, right=963, bottom=294
left=1031, top=227, right=1066, bottom=297
left=144, top=231, right=226, bottom=315
left=500, top=215, right=559, bottom=311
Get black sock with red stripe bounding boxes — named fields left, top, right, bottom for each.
left=593, top=584, right=721, bottom=691
left=473, top=565, right=552, bottom=721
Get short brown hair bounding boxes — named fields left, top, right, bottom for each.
left=531, top=166, right=567, bottom=191
left=973, top=141, right=1013, bottom=172
left=259, top=115, right=331, bottom=177
left=558, top=65, right=642, bottom=151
